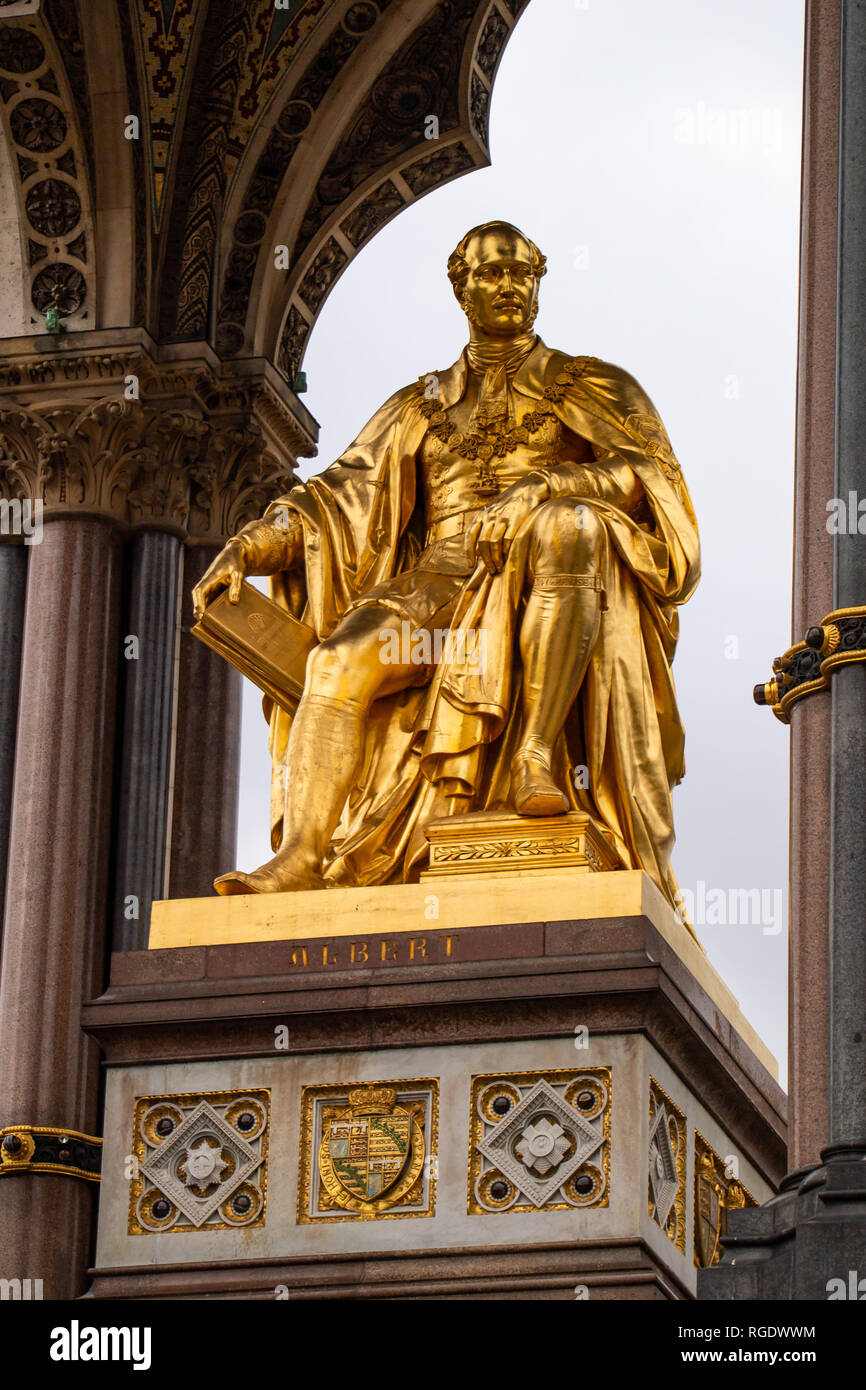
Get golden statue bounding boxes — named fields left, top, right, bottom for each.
left=193, top=221, right=700, bottom=906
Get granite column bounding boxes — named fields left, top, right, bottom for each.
left=167, top=543, right=242, bottom=902
left=0, top=542, right=27, bottom=940
left=827, top=0, right=866, bottom=1151
left=0, top=516, right=123, bottom=1299
left=787, top=0, right=839, bottom=1171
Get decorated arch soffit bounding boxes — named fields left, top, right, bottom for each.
left=238, top=0, right=523, bottom=378
left=1, top=0, right=526, bottom=381
left=156, top=0, right=526, bottom=372
left=133, top=0, right=201, bottom=229
left=130, top=0, right=331, bottom=231
left=0, top=1, right=98, bottom=333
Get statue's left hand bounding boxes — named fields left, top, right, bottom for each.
left=192, top=539, right=246, bottom=620
left=466, top=473, right=549, bottom=576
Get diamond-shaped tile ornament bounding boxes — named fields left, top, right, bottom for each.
left=478, top=1079, right=602, bottom=1208
left=648, top=1102, right=679, bottom=1228
left=140, top=1100, right=263, bottom=1228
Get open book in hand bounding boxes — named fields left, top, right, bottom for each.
left=191, top=580, right=317, bottom=712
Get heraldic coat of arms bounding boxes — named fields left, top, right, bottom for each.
left=317, top=1086, right=427, bottom=1215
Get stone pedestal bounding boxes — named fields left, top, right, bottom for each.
left=83, top=872, right=784, bottom=1300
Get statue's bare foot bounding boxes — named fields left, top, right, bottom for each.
left=214, top=853, right=325, bottom=896
left=510, top=748, right=569, bottom=817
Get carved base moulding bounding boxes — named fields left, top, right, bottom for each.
left=422, top=811, right=624, bottom=879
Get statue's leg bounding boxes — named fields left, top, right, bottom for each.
left=215, top=604, right=426, bottom=894
left=512, top=498, right=604, bottom=816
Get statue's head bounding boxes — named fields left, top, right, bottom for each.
left=447, top=221, right=546, bottom=336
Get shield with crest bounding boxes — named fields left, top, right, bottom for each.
left=327, top=1112, right=412, bottom=1201
left=696, top=1170, right=722, bottom=1267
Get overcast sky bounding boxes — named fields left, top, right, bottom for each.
left=238, top=0, right=805, bottom=1081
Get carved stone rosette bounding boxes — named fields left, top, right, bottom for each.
left=468, top=1068, right=611, bottom=1214
left=0, top=339, right=316, bottom=542
left=128, top=1089, right=270, bottom=1235
left=648, top=1077, right=687, bottom=1251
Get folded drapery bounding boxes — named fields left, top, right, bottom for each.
left=249, top=338, right=699, bottom=912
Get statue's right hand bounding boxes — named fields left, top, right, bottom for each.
left=192, top=540, right=245, bottom=621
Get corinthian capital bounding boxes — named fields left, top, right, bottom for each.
left=0, top=334, right=317, bottom=540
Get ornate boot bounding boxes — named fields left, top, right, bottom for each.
left=511, top=738, right=570, bottom=816
left=512, top=575, right=602, bottom=818
left=215, top=695, right=365, bottom=895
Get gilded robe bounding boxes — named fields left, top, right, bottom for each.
left=261, top=339, right=700, bottom=909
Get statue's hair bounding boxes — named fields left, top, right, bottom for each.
left=447, top=221, right=547, bottom=295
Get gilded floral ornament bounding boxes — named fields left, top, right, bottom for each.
left=417, top=355, right=599, bottom=464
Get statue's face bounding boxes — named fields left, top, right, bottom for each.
left=460, top=228, right=536, bottom=334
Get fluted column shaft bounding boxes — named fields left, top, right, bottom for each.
left=111, top=530, right=182, bottom=951
left=168, top=543, right=242, bottom=901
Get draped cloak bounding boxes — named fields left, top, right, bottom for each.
left=261, top=339, right=700, bottom=910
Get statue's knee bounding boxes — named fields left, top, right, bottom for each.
left=306, top=637, right=353, bottom=691
left=532, top=497, right=603, bottom=569
left=307, top=613, right=394, bottom=701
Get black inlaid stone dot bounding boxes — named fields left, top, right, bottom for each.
left=58, top=1148, right=72, bottom=1163
left=492, top=1096, right=511, bottom=1116
left=232, top=1192, right=253, bottom=1214
left=152, top=1199, right=170, bottom=1219
left=155, top=1117, right=174, bottom=1136
left=236, top=1112, right=256, bottom=1132
left=574, top=1174, right=594, bottom=1195
left=490, top=1180, right=509, bottom=1200
left=2, top=1134, right=22, bottom=1154
left=576, top=1091, right=595, bottom=1111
